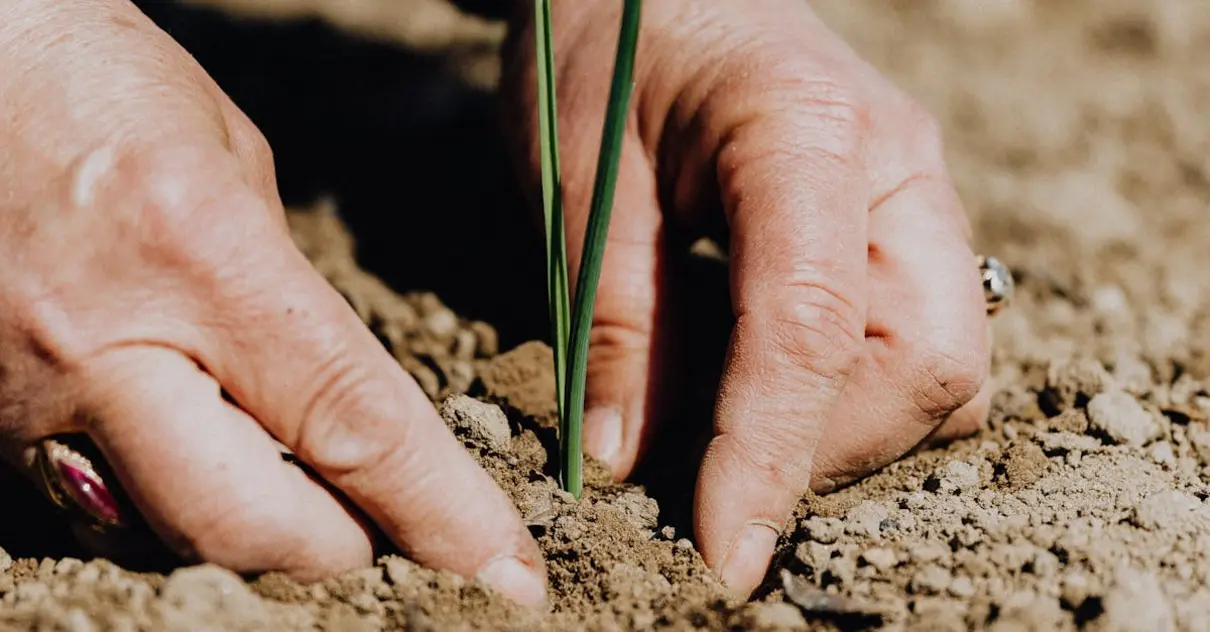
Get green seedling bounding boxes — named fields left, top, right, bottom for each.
left=534, top=0, right=642, bottom=498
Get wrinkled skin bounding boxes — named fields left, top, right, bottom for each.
left=0, top=0, right=988, bottom=606
left=504, top=0, right=990, bottom=594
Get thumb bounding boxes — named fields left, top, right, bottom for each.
left=568, top=141, right=665, bottom=478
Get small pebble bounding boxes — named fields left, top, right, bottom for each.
left=384, top=558, right=415, bottom=585
left=452, top=329, right=477, bottom=361
left=910, top=541, right=952, bottom=567
left=744, top=602, right=807, bottom=630
left=910, top=565, right=953, bottom=595
left=949, top=576, right=977, bottom=598
left=609, top=492, right=659, bottom=532
left=1149, top=441, right=1176, bottom=465
left=844, top=501, right=892, bottom=539
left=1045, top=358, right=1114, bottom=410
left=1060, top=572, right=1091, bottom=607
left=1030, top=550, right=1062, bottom=578
left=1100, top=568, right=1175, bottom=631
left=860, top=547, right=898, bottom=572
left=348, top=593, right=382, bottom=617
left=937, top=460, right=981, bottom=493
left=1132, top=490, right=1205, bottom=530
left=554, top=515, right=587, bottom=540
left=440, top=395, right=511, bottom=452
left=75, top=564, right=100, bottom=584
left=468, top=321, right=499, bottom=357
left=54, top=558, right=83, bottom=576
left=1087, top=391, right=1160, bottom=446
left=446, top=360, right=476, bottom=394
left=826, top=556, right=857, bottom=586
left=64, top=609, right=94, bottom=632
left=422, top=308, right=460, bottom=341
left=796, top=541, right=832, bottom=571
left=159, top=565, right=268, bottom=626
left=803, top=517, right=844, bottom=544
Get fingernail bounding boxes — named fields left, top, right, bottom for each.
left=477, top=556, right=548, bottom=607
left=583, top=406, right=623, bottom=466
left=719, top=521, right=780, bottom=596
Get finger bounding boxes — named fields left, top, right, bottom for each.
left=79, top=346, right=373, bottom=580
left=187, top=199, right=546, bottom=606
left=694, top=99, right=870, bottom=597
left=920, top=320, right=995, bottom=448
left=809, top=176, right=988, bottom=491
left=918, top=380, right=993, bottom=448
left=563, top=139, right=667, bottom=478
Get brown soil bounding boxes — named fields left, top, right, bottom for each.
left=5, top=0, right=1210, bottom=629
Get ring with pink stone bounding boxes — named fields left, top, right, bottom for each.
left=34, top=437, right=128, bottom=530
left=34, top=434, right=301, bottom=535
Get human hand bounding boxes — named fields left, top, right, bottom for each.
left=505, top=0, right=991, bottom=596
left=0, top=0, right=545, bottom=605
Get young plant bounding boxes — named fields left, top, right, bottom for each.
left=534, top=0, right=643, bottom=498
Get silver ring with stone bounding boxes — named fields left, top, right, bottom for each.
left=978, top=255, right=1013, bottom=316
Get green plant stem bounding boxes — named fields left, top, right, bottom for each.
left=534, top=0, right=570, bottom=431
left=562, top=0, right=643, bottom=499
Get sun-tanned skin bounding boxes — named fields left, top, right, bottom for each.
left=0, top=0, right=989, bottom=606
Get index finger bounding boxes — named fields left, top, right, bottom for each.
left=174, top=191, right=548, bottom=606
left=694, top=79, right=870, bottom=596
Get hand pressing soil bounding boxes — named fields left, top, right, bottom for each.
left=8, top=0, right=1210, bottom=629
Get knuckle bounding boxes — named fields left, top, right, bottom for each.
left=292, top=350, right=414, bottom=478
left=100, top=145, right=271, bottom=279
left=588, top=316, right=651, bottom=363
left=747, top=54, right=869, bottom=133
left=717, top=65, right=868, bottom=179
left=767, top=81, right=867, bottom=150
left=794, top=79, right=867, bottom=137
left=754, top=284, right=863, bottom=385
left=907, top=347, right=986, bottom=419
left=713, top=431, right=799, bottom=492
left=769, top=315, right=860, bottom=384
left=227, top=116, right=274, bottom=168
left=744, top=88, right=864, bottom=160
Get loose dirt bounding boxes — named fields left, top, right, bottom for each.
left=5, top=0, right=1210, bottom=629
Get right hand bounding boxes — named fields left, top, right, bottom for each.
left=0, top=0, right=546, bottom=605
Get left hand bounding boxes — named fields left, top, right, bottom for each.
left=504, top=0, right=992, bottom=597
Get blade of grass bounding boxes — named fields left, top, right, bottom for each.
left=534, top=0, right=570, bottom=435
left=562, top=0, right=643, bottom=499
